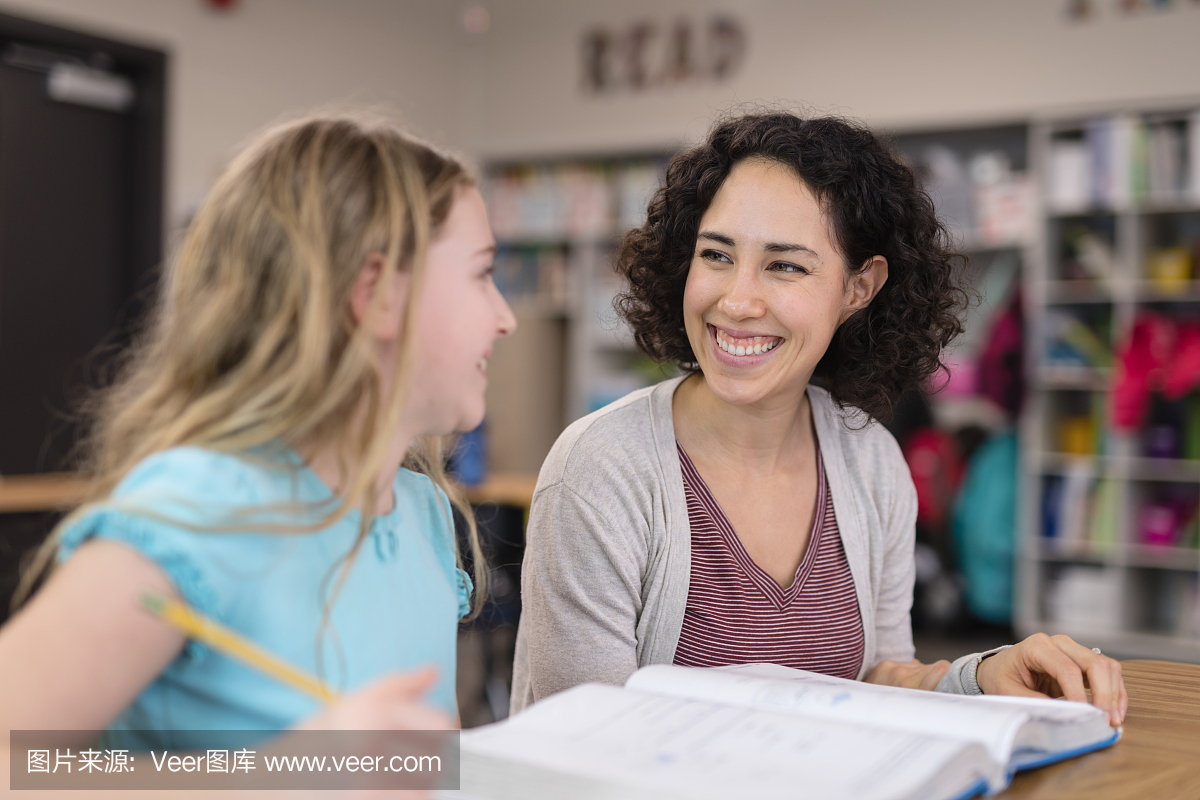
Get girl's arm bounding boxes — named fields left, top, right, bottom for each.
left=0, top=539, right=453, bottom=794
left=0, top=539, right=185, bottom=743
left=0, top=539, right=457, bottom=733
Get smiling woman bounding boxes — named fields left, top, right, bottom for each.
left=510, top=112, right=1128, bottom=728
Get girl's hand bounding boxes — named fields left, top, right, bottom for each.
left=865, top=658, right=951, bottom=691
left=284, top=668, right=454, bottom=799
left=975, top=633, right=1127, bottom=726
left=294, top=667, right=454, bottom=731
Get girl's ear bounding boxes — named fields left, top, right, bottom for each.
left=350, top=253, right=410, bottom=341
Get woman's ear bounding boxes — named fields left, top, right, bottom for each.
left=840, top=255, right=888, bottom=324
left=350, top=252, right=409, bottom=341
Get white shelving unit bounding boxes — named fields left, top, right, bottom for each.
left=890, top=125, right=1035, bottom=439
left=1018, top=103, right=1200, bottom=660
left=479, top=158, right=669, bottom=474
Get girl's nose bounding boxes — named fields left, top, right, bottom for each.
left=496, top=293, right=517, bottom=337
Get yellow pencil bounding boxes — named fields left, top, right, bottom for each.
left=139, top=592, right=339, bottom=703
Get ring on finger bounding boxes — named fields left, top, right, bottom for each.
left=1091, top=647, right=1102, bottom=655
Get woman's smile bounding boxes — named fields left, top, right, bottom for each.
left=709, top=323, right=783, bottom=366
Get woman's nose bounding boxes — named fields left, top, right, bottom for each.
left=718, top=267, right=765, bottom=319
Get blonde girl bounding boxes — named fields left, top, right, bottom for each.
left=0, top=115, right=515, bottom=749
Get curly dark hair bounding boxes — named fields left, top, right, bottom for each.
left=614, top=112, right=969, bottom=421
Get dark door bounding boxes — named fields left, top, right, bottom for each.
left=0, top=60, right=134, bottom=474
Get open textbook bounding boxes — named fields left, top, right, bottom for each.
left=457, top=662, right=1120, bottom=800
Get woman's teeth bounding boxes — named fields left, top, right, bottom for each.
left=715, top=329, right=781, bottom=356
left=477, top=358, right=488, bottom=372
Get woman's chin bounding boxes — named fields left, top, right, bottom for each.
left=700, top=373, right=775, bottom=407
left=698, top=365, right=810, bottom=410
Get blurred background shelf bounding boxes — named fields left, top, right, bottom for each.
left=479, top=155, right=676, bottom=478
left=1036, top=364, right=1112, bottom=390
left=1038, top=452, right=1200, bottom=482
left=1019, top=103, right=1200, bottom=660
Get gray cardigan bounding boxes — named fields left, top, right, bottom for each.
left=511, top=377, right=985, bottom=714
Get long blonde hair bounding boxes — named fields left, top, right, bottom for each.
left=16, top=114, right=489, bottom=622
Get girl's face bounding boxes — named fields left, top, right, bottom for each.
left=682, top=158, right=885, bottom=409
left=407, top=185, right=516, bottom=435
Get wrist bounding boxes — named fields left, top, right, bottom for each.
left=972, top=644, right=1013, bottom=695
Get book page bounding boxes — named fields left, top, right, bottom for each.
left=626, top=663, right=1105, bottom=773
left=462, top=684, right=994, bottom=800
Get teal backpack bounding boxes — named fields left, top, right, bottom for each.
left=951, top=431, right=1018, bottom=624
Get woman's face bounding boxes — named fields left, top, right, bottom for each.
left=408, top=185, right=516, bottom=435
left=683, top=158, right=883, bottom=409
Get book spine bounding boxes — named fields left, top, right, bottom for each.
left=1086, top=118, right=1110, bottom=209
left=1110, top=116, right=1134, bottom=210
left=1131, top=120, right=1150, bottom=201
left=1190, top=111, right=1200, bottom=205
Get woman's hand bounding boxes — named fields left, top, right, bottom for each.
left=865, top=658, right=951, bottom=691
left=975, top=633, right=1127, bottom=726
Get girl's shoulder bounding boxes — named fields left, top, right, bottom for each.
left=391, top=467, right=453, bottom=531
left=113, top=445, right=306, bottom=509
left=57, top=446, right=329, bottom=611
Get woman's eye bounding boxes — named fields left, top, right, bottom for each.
left=771, top=262, right=807, bottom=274
left=701, top=249, right=731, bottom=263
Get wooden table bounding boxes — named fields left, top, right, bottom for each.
left=1001, top=660, right=1200, bottom=798
left=0, top=471, right=539, bottom=514
left=0, top=473, right=91, bottom=513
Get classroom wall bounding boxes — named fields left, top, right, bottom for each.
left=6, top=1, right=1197, bottom=223
left=0, top=0, right=466, bottom=230
left=464, top=0, right=1200, bottom=159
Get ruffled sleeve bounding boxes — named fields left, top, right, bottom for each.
left=54, top=447, right=280, bottom=662
left=455, top=568, right=474, bottom=620
left=57, top=507, right=221, bottom=661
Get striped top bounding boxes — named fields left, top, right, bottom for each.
left=673, top=441, right=865, bottom=679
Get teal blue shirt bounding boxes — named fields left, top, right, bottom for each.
left=57, top=446, right=471, bottom=751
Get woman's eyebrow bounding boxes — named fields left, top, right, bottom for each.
left=698, top=230, right=736, bottom=247
left=699, top=230, right=820, bottom=260
left=764, top=241, right=820, bottom=260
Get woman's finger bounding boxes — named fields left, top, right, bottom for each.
left=1108, top=657, right=1127, bottom=724
left=1050, top=635, right=1124, bottom=725
left=1113, top=662, right=1123, bottom=724
left=985, top=674, right=1052, bottom=700
left=918, top=660, right=951, bottom=692
left=1007, top=633, right=1089, bottom=703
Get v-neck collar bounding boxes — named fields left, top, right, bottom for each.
left=676, top=440, right=826, bottom=611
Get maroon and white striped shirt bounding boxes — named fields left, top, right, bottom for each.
left=673, top=441, right=866, bottom=679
